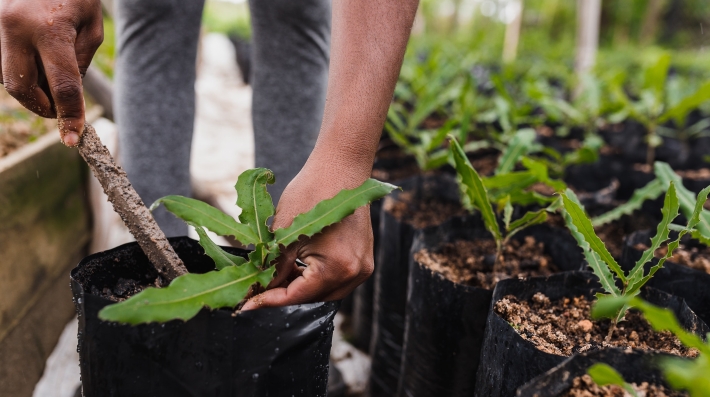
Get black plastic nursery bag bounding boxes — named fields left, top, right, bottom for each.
left=71, top=237, right=338, bottom=397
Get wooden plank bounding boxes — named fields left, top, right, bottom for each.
left=0, top=120, right=94, bottom=396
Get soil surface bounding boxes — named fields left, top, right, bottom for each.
left=595, top=222, right=627, bottom=259
left=90, top=277, right=151, bottom=302
left=564, top=374, right=687, bottom=397
left=494, top=293, right=699, bottom=357
left=414, top=236, right=556, bottom=289
left=635, top=242, right=710, bottom=274
left=383, top=191, right=464, bottom=229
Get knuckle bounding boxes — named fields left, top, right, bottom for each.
left=3, top=80, right=27, bottom=99
left=52, top=80, right=82, bottom=107
left=340, top=262, right=362, bottom=281
left=360, top=261, right=375, bottom=279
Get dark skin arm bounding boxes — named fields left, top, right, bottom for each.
left=243, top=0, right=419, bottom=310
left=1, top=0, right=419, bottom=309
left=0, top=0, right=103, bottom=146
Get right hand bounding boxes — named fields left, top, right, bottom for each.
left=0, top=0, right=103, bottom=146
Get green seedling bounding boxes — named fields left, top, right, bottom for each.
left=592, top=297, right=710, bottom=397
left=449, top=136, right=557, bottom=271
left=99, top=168, right=397, bottom=324
left=587, top=363, right=638, bottom=397
left=609, top=54, right=710, bottom=164
left=561, top=182, right=710, bottom=323
left=592, top=162, right=710, bottom=248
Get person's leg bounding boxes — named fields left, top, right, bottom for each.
left=114, top=0, right=205, bottom=237
left=248, top=0, right=332, bottom=203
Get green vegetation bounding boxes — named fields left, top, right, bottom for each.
left=562, top=183, right=710, bottom=322
left=99, top=168, right=396, bottom=324
left=592, top=297, right=710, bottom=397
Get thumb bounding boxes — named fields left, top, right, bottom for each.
left=242, top=262, right=328, bottom=311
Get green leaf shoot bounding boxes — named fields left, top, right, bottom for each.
left=235, top=168, right=276, bottom=244
left=101, top=168, right=397, bottom=325
left=274, top=179, right=398, bottom=247
left=587, top=363, right=638, bottom=397
left=151, top=196, right=259, bottom=244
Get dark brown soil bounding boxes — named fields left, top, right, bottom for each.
left=414, top=236, right=556, bottom=289
left=564, top=374, right=687, bottom=397
left=494, top=293, right=699, bottom=357
left=383, top=191, right=465, bottom=229
left=90, top=277, right=150, bottom=302
left=595, top=222, right=627, bottom=259
left=635, top=242, right=710, bottom=274
left=470, top=152, right=499, bottom=177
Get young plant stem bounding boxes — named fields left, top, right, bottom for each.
left=646, top=123, right=657, bottom=165
left=77, top=123, right=188, bottom=283
left=493, top=237, right=506, bottom=273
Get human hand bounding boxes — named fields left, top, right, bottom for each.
left=0, top=0, right=103, bottom=146
left=242, top=162, right=375, bottom=310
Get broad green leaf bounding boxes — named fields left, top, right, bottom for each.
left=193, top=225, right=246, bottom=270
left=236, top=168, right=276, bottom=244
left=483, top=171, right=538, bottom=191
left=591, top=179, right=664, bottom=227
left=99, top=263, right=276, bottom=324
left=660, top=81, right=710, bottom=127
left=661, top=356, right=710, bottom=397
left=587, top=364, right=638, bottom=397
left=626, top=183, right=679, bottom=287
left=655, top=161, right=710, bottom=240
left=506, top=209, right=547, bottom=239
left=643, top=54, right=671, bottom=99
left=449, top=136, right=502, bottom=242
left=495, top=129, right=536, bottom=174
left=152, top=196, right=259, bottom=245
left=561, top=190, right=626, bottom=285
left=521, top=157, right=567, bottom=191
left=274, top=179, right=397, bottom=247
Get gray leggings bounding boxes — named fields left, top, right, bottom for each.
left=115, top=0, right=331, bottom=236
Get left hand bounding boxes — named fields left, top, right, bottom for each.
left=241, top=161, right=374, bottom=310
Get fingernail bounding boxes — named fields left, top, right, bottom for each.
left=62, top=132, right=80, bottom=147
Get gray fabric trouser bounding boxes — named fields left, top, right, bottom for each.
left=115, top=0, right=331, bottom=237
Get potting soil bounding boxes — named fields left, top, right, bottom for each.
left=382, top=190, right=465, bottom=229
left=414, top=235, right=556, bottom=289
left=563, top=374, right=687, bottom=397
left=495, top=293, right=698, bottom=357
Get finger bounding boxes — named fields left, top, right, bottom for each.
left=242, top=264, right=333, bottom=310
left=75, top=10, right=103, bottom=76
left=1, top=46, right=55, bottom=117
left=37, top=41, right=84, bottom=147
left=268, top=242, right=301, bottom=289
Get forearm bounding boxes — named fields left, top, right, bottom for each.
left=305, top=0, right=419, bottom=187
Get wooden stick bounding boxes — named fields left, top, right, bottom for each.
left=77, top=122, right=188, bottom=282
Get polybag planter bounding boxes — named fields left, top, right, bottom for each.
left=622, top=230, right=710, bottom=326
left=516, top=348, right=674, bottom=397
left=398, top=215, right=583, bottom=397
left=72, top=237, right=338, bottom=397
left=473, top=271, right=709, bottom=397
left=369, top=173, right=461, bottom=397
